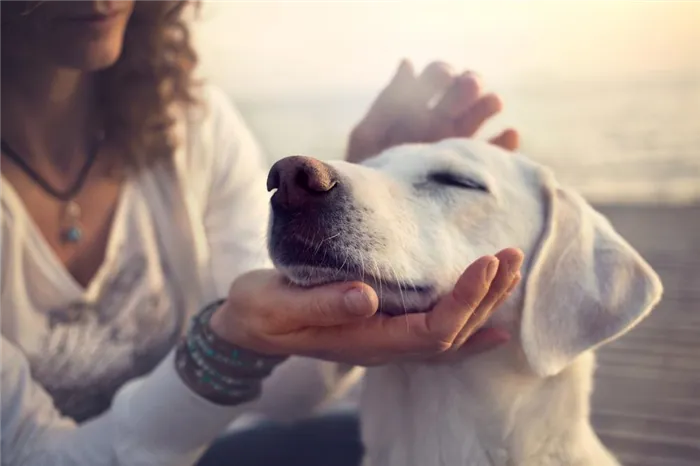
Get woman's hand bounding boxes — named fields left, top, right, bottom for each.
left=346, top=60, right=519, bottom=164
left=209, top=248, right=524, bottom=366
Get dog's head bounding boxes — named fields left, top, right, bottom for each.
left=266, top=138, right=662, bottom=376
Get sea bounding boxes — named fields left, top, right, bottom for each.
left=227, top=75, right=700, bottom=205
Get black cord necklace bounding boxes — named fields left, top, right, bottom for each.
left=1, top=134, right=104, bottom=243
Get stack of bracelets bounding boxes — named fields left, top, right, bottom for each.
left=175, top=299, right=288, bottom=405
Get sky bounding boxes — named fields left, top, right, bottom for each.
left=191, top=1, right=700, bottom=97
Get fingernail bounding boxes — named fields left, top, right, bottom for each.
left=344, top=287, right=375, bottom=315
left=507, top=273, right=522, bottom=293
left=485, top=258, right=499, bottom=282
left=509, top=255, right=524, bottom=276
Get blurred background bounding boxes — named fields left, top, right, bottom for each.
left=192, top=0, right=700, bottom=204
left=192, top=2, right=700, bottom=464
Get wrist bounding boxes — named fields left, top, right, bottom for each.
left=208, top=299, right=256, bottom=350
left=175, top=341, right=261, bottom=405
left=209, top=297, right=290, bottom=358
left=208, top=299, right=236, bottom=341
left=175, top=300, right=288, bottom=406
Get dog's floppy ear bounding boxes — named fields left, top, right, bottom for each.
left=520, top=172, right=663, bottom=377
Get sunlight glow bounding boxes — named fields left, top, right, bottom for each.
left=192, top=1, right=700, bottom=97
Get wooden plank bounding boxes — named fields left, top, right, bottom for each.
left=590, top=204, right=700, bottom=464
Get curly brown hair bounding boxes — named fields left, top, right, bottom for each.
left=101, top=1, right=200, bottom=169
left=1, top=1, right=201, bottom=170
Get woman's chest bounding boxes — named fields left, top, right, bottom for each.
left=1, top=184, right=189, bottom=421
left=1, top=156, right=128, bottom=289
left=31, top=254, right=182, bottom=421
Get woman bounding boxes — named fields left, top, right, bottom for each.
left=0, top=1, right=523, bottom=465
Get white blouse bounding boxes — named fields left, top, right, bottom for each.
left=1, top=85, right=350, bottom=466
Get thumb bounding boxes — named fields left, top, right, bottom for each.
left=276, top=281, right=379, bottom=329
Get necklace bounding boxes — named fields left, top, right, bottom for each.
left=1, top=133, right=104, bottom=244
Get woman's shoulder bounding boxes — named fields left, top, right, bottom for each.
left=173, top=83, right=267, bottom=187
left=180, top=83, right=260, bottom=156
left=193, top=84, right=246, bottom=135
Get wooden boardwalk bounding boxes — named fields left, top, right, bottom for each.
left=591, top=204, right=700, bottom=466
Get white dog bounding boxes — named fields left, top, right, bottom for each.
left=266, top=138, right=663, bottom=466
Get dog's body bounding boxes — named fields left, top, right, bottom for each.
left=359, top=345, right=614, bottom=466
left=266, top=139, right=662, bottom=466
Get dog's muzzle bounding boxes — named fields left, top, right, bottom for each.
left=266, top=156, right=437, bottom=315
left=267, top=155, right=341, bottom=213
left=266, top=155, right=353, bottom=270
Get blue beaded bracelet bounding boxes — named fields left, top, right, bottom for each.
left=192, top=301, right=286, bottom=373
left=175, top=300, right=287, bottom=405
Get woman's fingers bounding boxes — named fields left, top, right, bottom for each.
left=424, top=249, right=523, bottom=363
left=289, top=255, right=501, bottom=361
left=347, top=60, right=518, bottom=163
left=384, top=61, right=458, bottom=147
left=218, top=270, right=379, bottom=340
left=425, top=72, right=482, bottom=142
left=346, top=60, right=419, bottom=162
left=265, top=278, right=379, bottom=330
left=419, top=255, right=500, bottom=347
left=489, top=128, right=520, bottom=151
left=432, top=71, right=481, bottom=119
left=448, top=249, right=523, bottom=350
left=379, top=60, right=457, bottom=112
left=416, top=61, right=456, bottom=106
left=456, top=93, right=503, bottom=137
left=370, top=59, right=416, bottom=117
left=217, top=248, right=523, bottom=365
left=491, top=272, right=521, bottom=311
left=336, top=249, right=523, bottom=363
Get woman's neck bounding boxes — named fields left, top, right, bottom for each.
left=1, top=61, right=97, bottom=173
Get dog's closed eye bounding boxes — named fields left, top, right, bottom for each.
left=427, top=172, right=489, bottom=192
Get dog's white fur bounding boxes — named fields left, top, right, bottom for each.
left=270, top=139, right=663, bottom=466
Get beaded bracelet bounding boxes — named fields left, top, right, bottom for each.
left=175, top=299, right=288, bottom=406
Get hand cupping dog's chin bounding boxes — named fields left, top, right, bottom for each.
left=279, top=265, right=438, bottom=316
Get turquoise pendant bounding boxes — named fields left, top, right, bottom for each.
left=61, top=200, right=83, bottom=243
left=63, top=226, right=83, bottom=243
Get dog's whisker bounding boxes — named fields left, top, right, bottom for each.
left=316, top=233, right=340, bottom=251
left=309, top=226, right=321, bottom=261
left=321, top=243, right=328, bottom=266
left=372, top=257, right=384, bottom=309
left=360, top=254, right=366, bottom=284
left=405, top=276, right=419, bottom=295
left=387, top=264, right=406, bottom=309
left=314, top=231, right=340, bottom=257
left=387, top=263, right=410, bottom=331
left=319, top=233, right=341, bottom=266
left=339, top=251, right=349, bottom=279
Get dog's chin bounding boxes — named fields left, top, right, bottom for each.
left=277, top=264, right=438, bottom=317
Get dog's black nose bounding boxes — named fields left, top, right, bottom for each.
left=267, top=156, right=338, bottom=210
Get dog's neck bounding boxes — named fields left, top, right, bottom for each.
left=359, top=345, right=618, bottom=466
